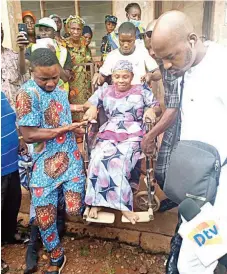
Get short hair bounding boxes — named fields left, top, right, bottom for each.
left=118, top=22, right=136, bottom=36
left=30, top=48, right=59, bottom=68
left=125, top=3, right=141, bottom=14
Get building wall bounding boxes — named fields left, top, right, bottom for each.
left=162, top=1, right=204, bottom=37
left=212, top=0, right=227, bottom=45
left=1, top=0, right=22, bottom=51
left=112, top=0, right=155, bottom=29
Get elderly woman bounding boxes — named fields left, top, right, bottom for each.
left=82, top=60, right=156, bottom=224
left=62, top=15, right=92, bottom=127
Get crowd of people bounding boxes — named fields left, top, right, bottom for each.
left=1, top=2, right=227, bottom=274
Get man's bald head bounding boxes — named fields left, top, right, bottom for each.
left=151, top=11, right=204, bottom=78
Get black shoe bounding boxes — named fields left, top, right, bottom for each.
left=24, top=226, right=40, bottom=274
left=24, top=243, right=39, bottom=274
left=44, top=255, right=66, bottom=274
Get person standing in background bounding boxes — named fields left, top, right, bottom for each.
left=125, top=3, right=145, bottom=40
left=82, top=25, right=93, bottom=58
left=63, top=15, right=92, bottom=128
left=22, top=11, right=36, bottom=45
left=1, top=25, right=28, bottom=109
left=1, top=91, right=28, bottom=273
left=100, top=15, right=118, bottom=61
left=17, top=17, right=72, bottom=93
left=49, top=14, right=64, bottom=44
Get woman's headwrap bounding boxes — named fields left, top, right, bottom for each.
left=105, top=15, right=117, bottom=25
left=66, top=15, right=85, bottom=28
left=22, top=10, right=36, bottom=23
left=82, top=26, right=93, bottom=37
left=113, top=60, right=133, bottom=73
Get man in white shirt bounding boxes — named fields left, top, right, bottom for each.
left=152, top=10, right=227, bottom=274
left=93, top=22, right=158, bottom=86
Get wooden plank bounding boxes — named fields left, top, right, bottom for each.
left=40, top=0, right=45, bottom=18
left=75, top=0, right=80, bottom=16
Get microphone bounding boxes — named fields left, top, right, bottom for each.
left=179, top=198, right=227, bottom=267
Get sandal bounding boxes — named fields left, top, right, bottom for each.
left=1, top=259, right=9, bottom=274
left=43, top=255, right=66, bottom=274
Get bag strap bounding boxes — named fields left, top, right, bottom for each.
left=171, top=74, right=185, bottom=148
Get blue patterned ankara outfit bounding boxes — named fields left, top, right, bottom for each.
left=16, top=79, right=85, bottom=263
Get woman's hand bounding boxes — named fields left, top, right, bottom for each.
left=143, top=108, right=156, bottom=123
left=17, top=32, right=29, bottom=49
left=83, top=106, right=98, bottom=122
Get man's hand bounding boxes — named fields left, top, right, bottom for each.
left=141, top=133, right=156, bottom=157
left=17, top=32, right=29, bottom=49
left=92, top=73, right=105, bottom=86
left=68, top=121, right=87, bottom=131
left=83, top=106, right=98, bottom=122
left=18, top=138, right=28, bottom=156
left=141, top=70, right=162, bottom=85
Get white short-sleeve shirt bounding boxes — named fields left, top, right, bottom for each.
left=99, top=43, right=158, bottom=85
left=179, top=42, right=227, bottom=163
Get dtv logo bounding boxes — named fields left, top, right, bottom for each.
left=188, top=221, right=222, bottom=247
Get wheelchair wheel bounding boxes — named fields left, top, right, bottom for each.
left=135, top=191, right=160, bottom=212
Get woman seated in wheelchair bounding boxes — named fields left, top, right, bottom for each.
left=82, top=60, right=157, bottom=224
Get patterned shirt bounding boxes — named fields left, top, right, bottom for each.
left=1, top=47, right=28, bottom=109
left=16, top=80, right=84, bottom=188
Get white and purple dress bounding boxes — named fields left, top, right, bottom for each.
left=85, top=84, right=155, bottom=211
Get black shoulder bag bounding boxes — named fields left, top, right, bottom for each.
left=163, top=75, right=225, bottom=206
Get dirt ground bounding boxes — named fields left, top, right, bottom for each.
left=2, top=236, right=167, bottom=274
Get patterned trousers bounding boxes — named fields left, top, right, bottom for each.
left=31, top=177, right=85, bottom=263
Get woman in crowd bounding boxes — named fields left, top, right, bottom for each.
left=63, top=15, right=92, bottom=128
left=22, top=10, right=36, bottom=45
left=82, top=25, right=93, bottom=56
left=100, top=15, right=118, bottom=61
left=125, top=3, right=145, bottom=40
left=82, top=60, right=156, bottom=224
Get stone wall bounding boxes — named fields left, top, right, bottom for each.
left=162, top=1, right=204, bottom=37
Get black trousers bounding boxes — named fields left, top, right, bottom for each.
left=1, top=170, right=22, bottom=242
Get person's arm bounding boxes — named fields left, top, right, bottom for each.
left=17, top=32, right=30, bottom=75
left=146, top=108, right=178, bottom=139
left=17, top=127, right=28, bottom=155
left=94, top=52, right=113, bottom=85
left=19, top=121, right=85, bottom=144
left=61, top=51, right=73, bottom=82
left=141, top=108, right=178, bottom=156
left=143, top=46, right=158, bottom=73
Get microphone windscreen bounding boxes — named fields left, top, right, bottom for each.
left=219, top=254, right=227, bottom=267
left=179, top=198, right=201, bottom=222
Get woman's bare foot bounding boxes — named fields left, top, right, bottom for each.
left=122, top=211, right=139, bottom=224
left=88, top=207, right=101, bottom=219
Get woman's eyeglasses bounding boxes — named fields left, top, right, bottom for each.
left=144, top=30, right=153, bottom=39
